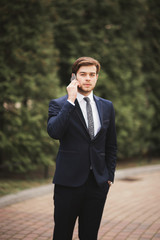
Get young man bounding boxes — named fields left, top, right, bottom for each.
left=47, top=57, right=117, bottom=240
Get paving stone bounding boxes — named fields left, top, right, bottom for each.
left=0, top=165, right=160, bottom=239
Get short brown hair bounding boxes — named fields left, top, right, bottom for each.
left=72, top=57, right=101, bottom=74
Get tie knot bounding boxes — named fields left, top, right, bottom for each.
left=84, top=97, right=90, bottom=103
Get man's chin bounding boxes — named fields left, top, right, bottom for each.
left=78, top=87, right=92, bottom=94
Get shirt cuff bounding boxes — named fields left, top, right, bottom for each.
left=67, top=100, right=75, bottom=106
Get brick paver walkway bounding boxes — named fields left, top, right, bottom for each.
left=0, top=167, right=160, bottom=240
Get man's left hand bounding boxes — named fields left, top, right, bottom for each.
left=108, top=181, right=112, bottom=187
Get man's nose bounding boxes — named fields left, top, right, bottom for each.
left=86, top=74, right=91, bottom=80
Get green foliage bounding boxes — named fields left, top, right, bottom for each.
left=0, top=0, right=61, bottom=172
left=0, top=0, right=159, bottom=174
left=51, top=0, right=159, bottom=158
left=140, top=0, right=160, bottom=154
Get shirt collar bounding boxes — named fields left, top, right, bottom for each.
left=77, top=91, right=94, bottom=103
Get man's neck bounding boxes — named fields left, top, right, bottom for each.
left=77, top=91, right=93, bottom=98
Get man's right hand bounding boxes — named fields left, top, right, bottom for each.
left=67, top=80, right=79, bottom=103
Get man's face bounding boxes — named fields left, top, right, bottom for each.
left=76, top=65, right=98, bottom=96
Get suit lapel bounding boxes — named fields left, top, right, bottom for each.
left=94, top=95, right=103, bottom=126
left=75, top=99, right=88, bottom=133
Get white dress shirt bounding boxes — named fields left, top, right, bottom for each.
left=76, top=92, right=101, bottom=137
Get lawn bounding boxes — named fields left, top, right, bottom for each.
left=0, top=178, right=52, bottom=197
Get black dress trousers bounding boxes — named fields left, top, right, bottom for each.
left=53, top=171, right=109, bottom=240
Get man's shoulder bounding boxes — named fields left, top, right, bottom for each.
left=50, top=95, right=68, bottom=104
left=94, top=95, right=113, bottom=105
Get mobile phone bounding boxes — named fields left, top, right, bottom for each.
left=70, top=73, right=76, bottom=82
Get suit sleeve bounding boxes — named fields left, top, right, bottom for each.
left=47, top=99, right=75, bottom=140
left=105, top=103, right=117, bottom=182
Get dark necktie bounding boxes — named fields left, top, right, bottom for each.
left=84, top=97, right=94, bottom=139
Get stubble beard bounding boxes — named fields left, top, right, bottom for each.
left=78, top=85, right=94, bottom=95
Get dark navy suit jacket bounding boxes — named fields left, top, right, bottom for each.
left=47, top=94, right=117, bottom=187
